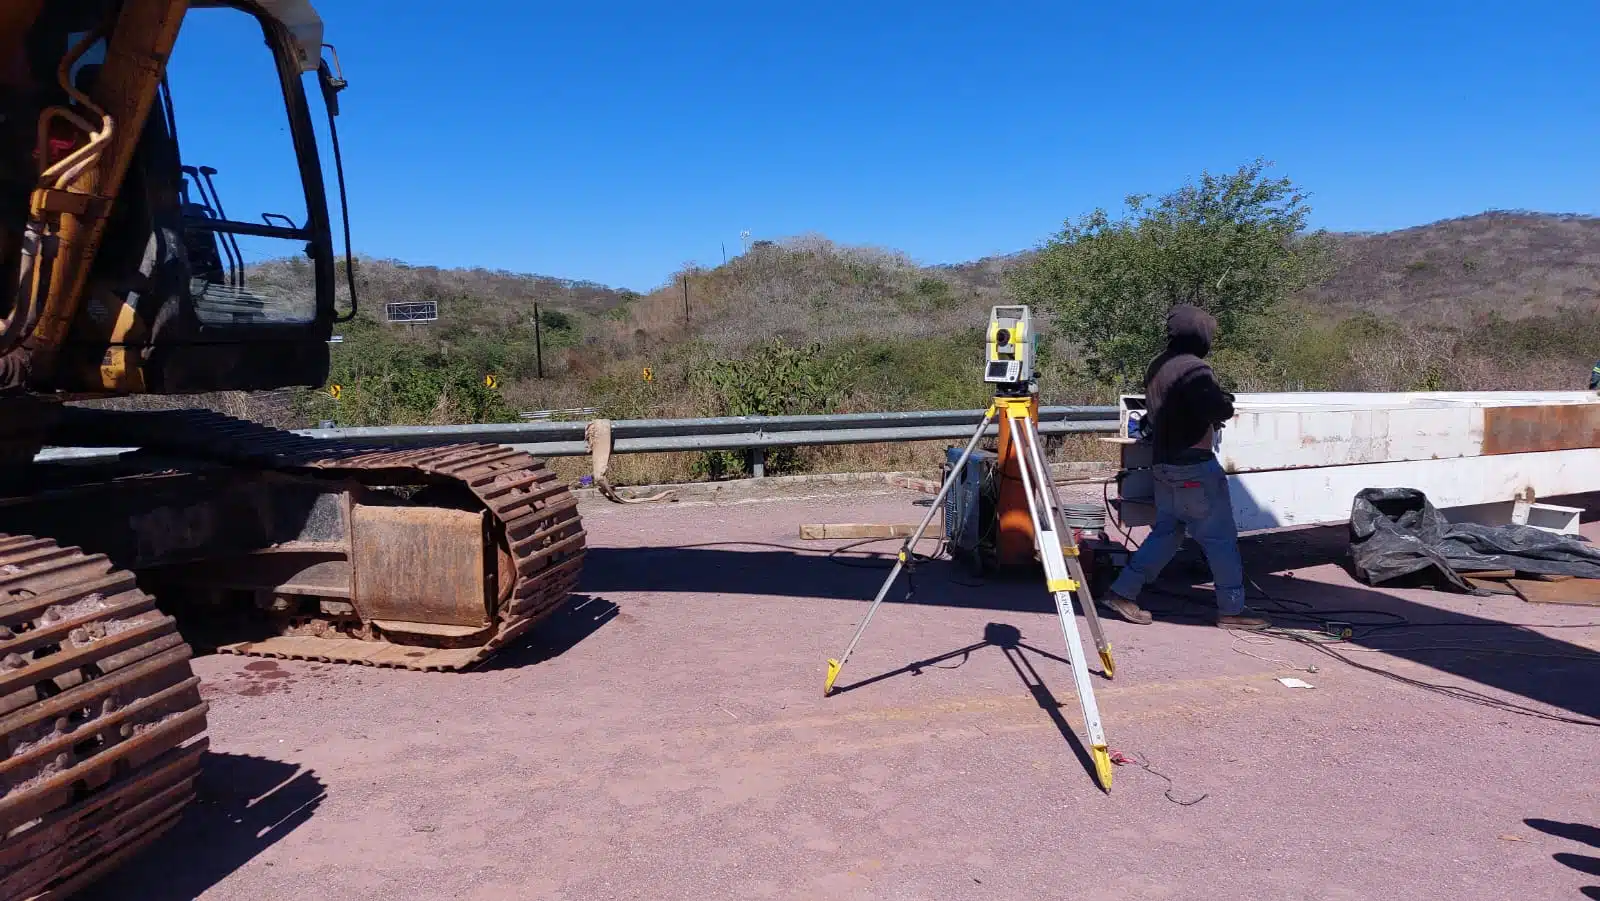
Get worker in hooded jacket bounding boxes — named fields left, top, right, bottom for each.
left=1103, top=305, right=1270, bottom=630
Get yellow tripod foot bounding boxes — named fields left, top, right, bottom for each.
left=824, top=658, right=841, bottom=696
left=1092, top=745, right=1114, bottom=792
left=1099, top=647, right=1115, bottom=679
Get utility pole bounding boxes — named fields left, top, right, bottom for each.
left=533, top=302, right=544, bottom=379
left=682, top=275, right=690, bottom=330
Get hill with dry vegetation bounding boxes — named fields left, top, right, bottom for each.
left=927, top=211, right=1600, bottom=322
left=563, top=212, right=1598, bottom=399
left=88, top=210, right=1600, bottom=484
left=1300, top=212, right=1600, bottom=320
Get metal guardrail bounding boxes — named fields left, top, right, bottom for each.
left=518, top=407, right=600, bottom=421
left=33, top=405, right=1120, bottom=469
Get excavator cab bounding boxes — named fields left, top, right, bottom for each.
left=0, top=7, right=586, bottom=898
left=2, top=0, right=351, bottom=398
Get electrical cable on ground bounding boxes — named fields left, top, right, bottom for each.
left=1109, top=749, right=1208, bottom=806
left=1083, top=545, right=1600, bottom=727
left=680, top=506, right=1600, bottom=729
left=1229, top=630, right=1317, bottom=673
left=1239, top=574, right=1600, bottom=727
left=1336, top=643, right=1598, bottom=661
left=1283, top=634, right=1599, bottom=727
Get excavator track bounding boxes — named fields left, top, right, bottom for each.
left=0, top=537, right=207, bottom=901
left=48, top=407, right=588, bottom=673
left=217, top=442, right=585, bottom=671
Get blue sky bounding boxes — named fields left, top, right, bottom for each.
left=165, top=0, right=1600, bottom=292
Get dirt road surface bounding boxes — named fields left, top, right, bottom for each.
left=86, top=484, right=1600, bottom=901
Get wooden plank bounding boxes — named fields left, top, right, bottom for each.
left=1509, top=578, right=1600, bottom=607
left=1466, top=578, right=1518, bottom=596
left=1458, top=569, right=1516, bottom=580
left=798, top=522, right=945, bottom=540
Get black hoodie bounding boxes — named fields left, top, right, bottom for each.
left=1142, top=305, right=1235, bottom=464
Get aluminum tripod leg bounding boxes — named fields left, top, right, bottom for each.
left=1064, top=554, right=1112, bottom=677
left=823, top=406, right=998, bottom=696
left=1015, top=410, right=1115, bottom=679
left=1006, top=409, right=1114, bottom=791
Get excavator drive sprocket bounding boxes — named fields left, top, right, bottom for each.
left=0, top=536, right=207, bottom=901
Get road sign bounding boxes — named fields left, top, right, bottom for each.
left=386, top=301, right=438, bottom=323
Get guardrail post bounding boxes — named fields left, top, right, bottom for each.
left=748, top=447, right=766, bottom=478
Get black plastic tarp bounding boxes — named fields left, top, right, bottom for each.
left=1349, top=487, right=1600, bottom=590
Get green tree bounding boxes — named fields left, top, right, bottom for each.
left=1008, top=159, right=1329, bottom=387
left=691, top=338, right=847, bottom=478
left=536, top=309, right=567, bottom=329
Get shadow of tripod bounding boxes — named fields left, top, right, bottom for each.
left=829, top=622, right=1105, bottom=784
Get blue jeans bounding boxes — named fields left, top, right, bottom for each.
left=1109, top=456, right=1246, bottom=615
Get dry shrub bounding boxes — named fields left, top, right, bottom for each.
left=77, top=216, right=1600, bottom=488
left=597, top=235, right=1007, bottom=361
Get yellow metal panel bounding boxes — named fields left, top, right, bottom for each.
left=29, top=0, right=188, bottom=381
left=81, top=287, right=147, bottom=391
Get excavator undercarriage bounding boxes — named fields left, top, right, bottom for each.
left=0, top=406, right=588, bottom=899
left=0, top=535, right=207, bottom=901
left=19, top=407, right=588, bottom=671
left=2, top=1, right=593, bottom=894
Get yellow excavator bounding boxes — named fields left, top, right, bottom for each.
left=0, top=2, right=586, bottom=896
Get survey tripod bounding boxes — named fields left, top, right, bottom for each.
left=822, top=306, right=1118, bottom=791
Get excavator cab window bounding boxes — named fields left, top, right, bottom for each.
left=4, top=1, right=348, bottom=394
left=159, top=4, right=332, bottom=327
left=47, top=0, right=347, bottom=393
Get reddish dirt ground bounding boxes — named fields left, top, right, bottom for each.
left=85, top=485, right=1599, bottom=901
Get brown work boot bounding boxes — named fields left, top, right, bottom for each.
left=1216, top=608, right=1270, bottom=631
left=1102, top=594, right=1154, bottom=625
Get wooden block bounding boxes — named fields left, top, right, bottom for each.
left=798, top=523, right=944, bottom=540
left=1509, top=578, right=1600, bottom=607
left=1466, top=578, right=1518, bottom=596
left=1535, top=573, right=1577, bottom=582
left=1458, top=569, right=1516, bottom=580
